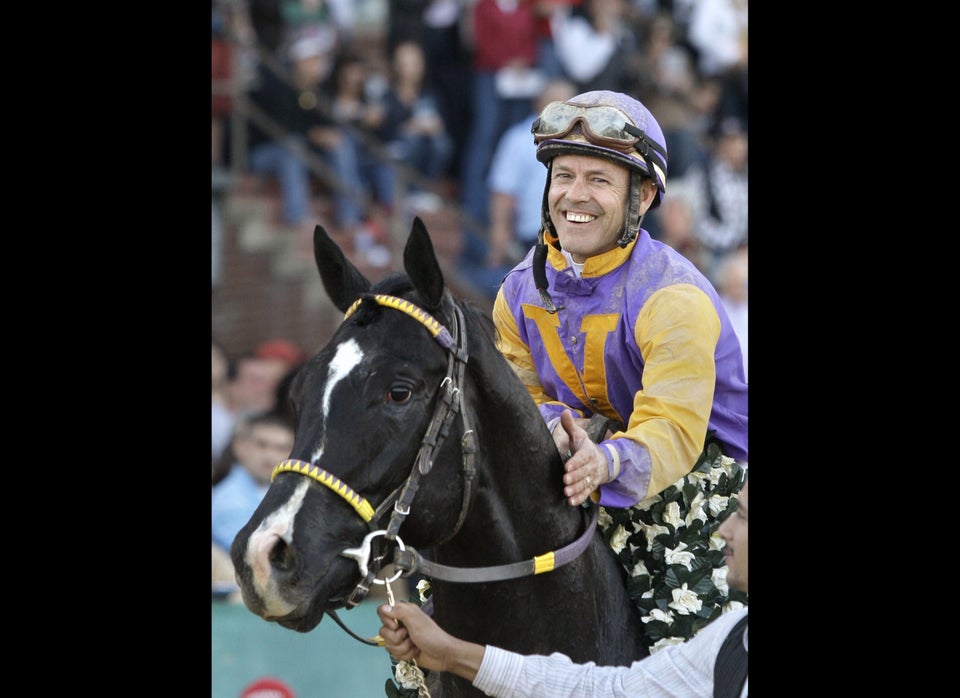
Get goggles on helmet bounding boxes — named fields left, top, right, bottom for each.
left=532, top=102, right=643, bottom=152
left=531, top=101, right=667, bottom=178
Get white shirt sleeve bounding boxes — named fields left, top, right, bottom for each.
left=474, top=607, right=748, bottom=697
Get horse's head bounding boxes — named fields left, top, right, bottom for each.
left=231, top=217, right=476, bottom=632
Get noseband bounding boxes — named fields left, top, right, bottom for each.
left=272, top=291, right=597, bottom=644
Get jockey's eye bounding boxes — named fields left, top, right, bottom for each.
left=387, top=387, right=412, bottom=404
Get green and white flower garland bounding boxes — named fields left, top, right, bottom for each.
left=598, top=442, right=747, bottom=653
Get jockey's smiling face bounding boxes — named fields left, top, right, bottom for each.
left=547, top=154, right=657, bottom=263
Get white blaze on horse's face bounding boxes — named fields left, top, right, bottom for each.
left=241, top=339, right=364, bottom=616
left=311, top=338, right=364, bottom=464
left=243, top=479, right=311, bottom=616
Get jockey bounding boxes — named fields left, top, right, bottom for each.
left=491, top=90, right=748, bottom=650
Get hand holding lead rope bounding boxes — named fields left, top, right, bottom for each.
left=385, top=577, right=432, bottom=697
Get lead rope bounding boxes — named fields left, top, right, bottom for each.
left=386, top=578, right=432, bottom=698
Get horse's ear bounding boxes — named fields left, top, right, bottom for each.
left=403, top=216, right=445, bottom=311
left=313, top=224, right=372, bottom=312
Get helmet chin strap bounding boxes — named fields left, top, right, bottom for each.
left=535, top=161, right=564, bottom=314
left=532, top=240, right=562, bottom=313
left=617, top=171, right=645, bottom=248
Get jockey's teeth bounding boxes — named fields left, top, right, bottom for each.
left=566, top=212, right=596, bottom=223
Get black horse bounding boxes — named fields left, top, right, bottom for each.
left=231, top=218, right=645, bottom=696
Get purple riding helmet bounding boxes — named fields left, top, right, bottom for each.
left=532, top=89, right=668, bottom=249
left=527, top=90, right=669, bottom=312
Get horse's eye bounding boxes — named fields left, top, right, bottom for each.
left=387, top=387, right=412, bottom=404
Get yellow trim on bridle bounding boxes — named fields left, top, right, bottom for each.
left=533, top=551, right=556, bottom=575
left=272, top=459, right=375, bottom=522
left=344, top=294, right=446, bottom=339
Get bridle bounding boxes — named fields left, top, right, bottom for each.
left=272, top=291, right=598, bottom=644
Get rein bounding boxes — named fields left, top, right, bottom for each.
left=272, top=292, right=597, bottom=644
left=393, top=502, right=598, bottom=583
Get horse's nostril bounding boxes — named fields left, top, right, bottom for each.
left=268, top=537, right=296, bottom=572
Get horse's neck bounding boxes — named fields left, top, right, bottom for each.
left=458, top=341, right=583, bottom=551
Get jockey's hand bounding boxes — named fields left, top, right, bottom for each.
left=551, top=411, right=588, bottom=456
left=555, top=410, right=609, bottom=506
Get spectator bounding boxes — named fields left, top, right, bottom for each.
left=273, top=364, right=301, bottom=427
left=212, top=443, right=236, bottom=488
left=549, top=0, right=637, bottom=93
left=387, top=1, right=473, bottom=178
left=327, top=49, right=393, bottom=204
left=459, top=0, right=543, bottom=228
left=213, top=339, right=303, bottom=485
left=326, top=48, right=395, bottom=267
left=376, top=39, right=455, bottom=214
left=458, top=77, right=577, bottom=299
left=248, top=0, right=286, bottom=57
left=687, top=0, right=748, bottom=139
left=213, top=352, right=277, bottom=485
left=244, top=28, right=389, bottom=264
left=387, top=0, right=433, bottom=54
left=686, top=0, right=748, bottom=80
left=320, top=0, right=357, bottom=43
left=273, top=0, right=358, bottom=52
left=645, top=180, right=711, bottom=277
left=687, top=115, right=748, bottom=282
left=377, top=474, right=749, bottom=697
left=212, top=339, right=236, bottom=468
left=712, top=59, right=747, bottom=135
left=212, top=409, right=296, bottom=556
left=280, top=0, right=334, bottom=47
left=687, top=75, right=724, bottom=148
left=230, top=351, right=285, bottom=418
left=254, top=337, right=306, bottom=424
left=626, top=11, right=706, bottom=181
left=528, top=1, right=582, bottom=80
left=716, top=247, right=748, bottom=382
left=278, top=0, right=352, bottom=48
left=423, top=0, right=473, bottom=177
left=254, top=337, right=306, bottom=389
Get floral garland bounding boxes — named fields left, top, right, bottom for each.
left=598, top=442, right=747, bottom=652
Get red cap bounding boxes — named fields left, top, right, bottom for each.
left=240, top=677, right=295, bottom=698
left=254, top=339, right=304, bottom=366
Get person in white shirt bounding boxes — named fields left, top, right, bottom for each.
left=716, top=248, right=748, bottom=382
left=377, top=476, right=749, bottom=697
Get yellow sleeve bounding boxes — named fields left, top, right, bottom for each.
left=625, top=284, right=721, bottom=495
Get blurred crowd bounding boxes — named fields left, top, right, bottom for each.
left=212, top=0, right=748, bottom=595
left=213, top=0, right=747, bottom=286
left=211, top=336, right=303, bottom=599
